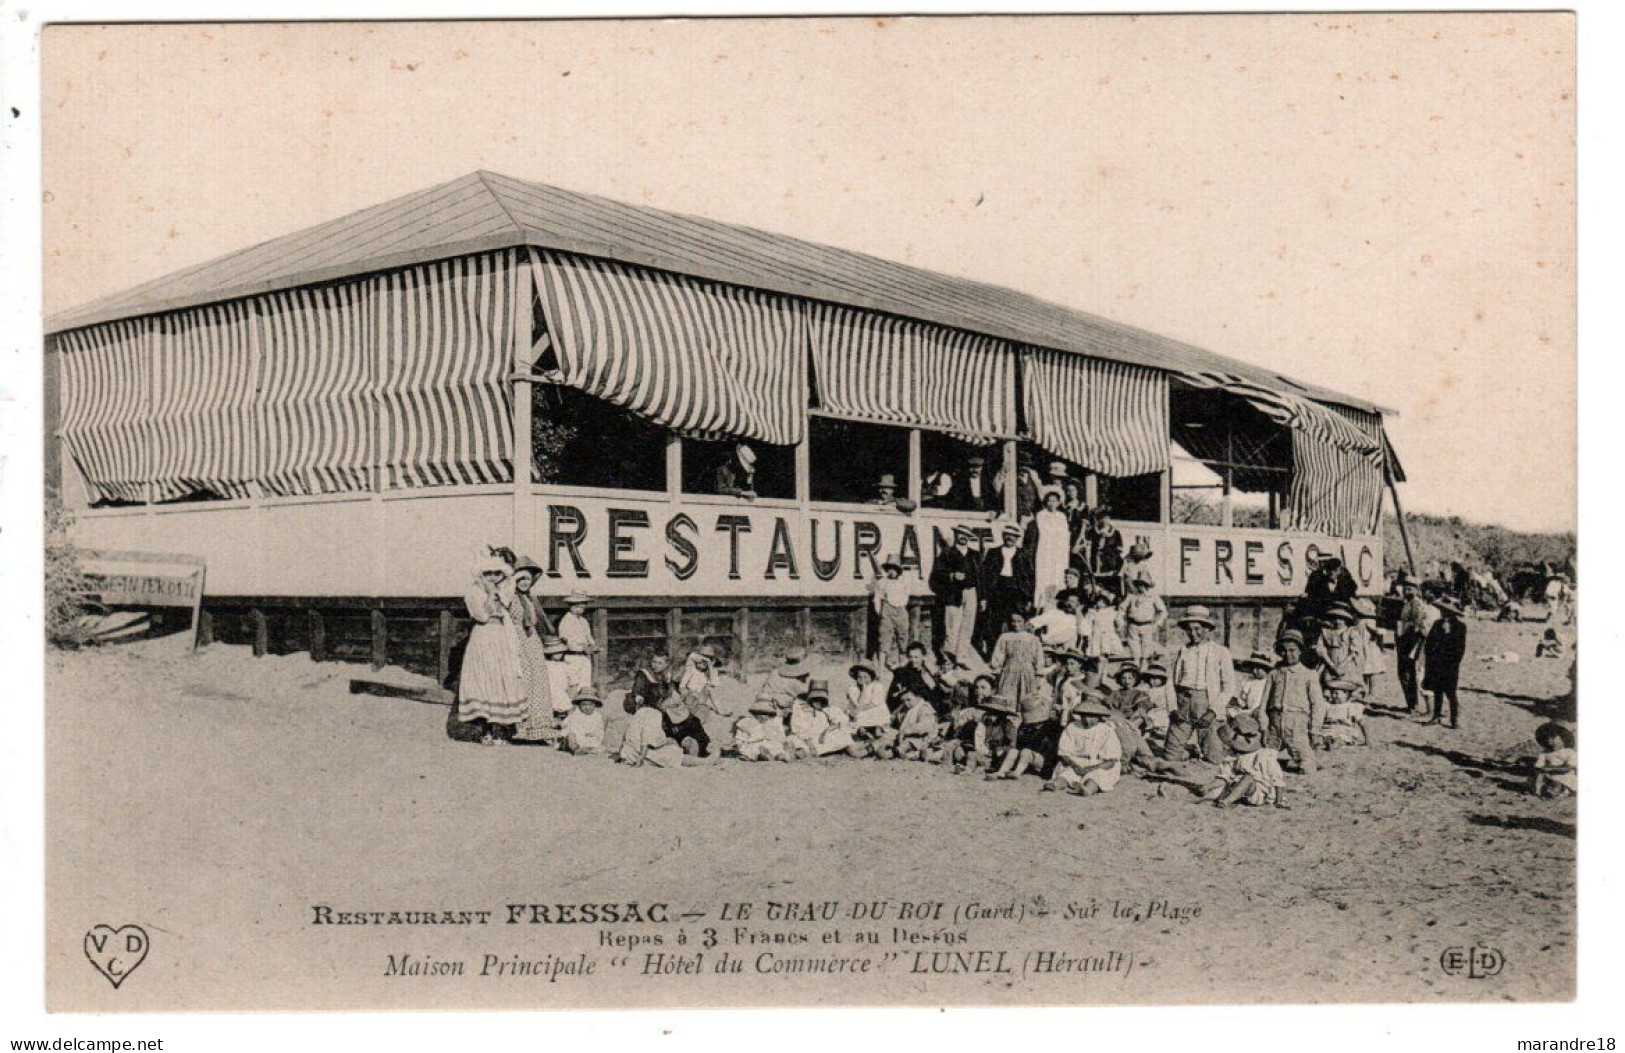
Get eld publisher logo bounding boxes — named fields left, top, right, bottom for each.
left=1440, top=945, right=1505, bottom=979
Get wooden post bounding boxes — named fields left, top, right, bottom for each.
left=1382, top=448, right=1417, bottom=576
left=1002, top=438, right=1019, bottom=520
left=593, top=607, right=610, bottom=693
left=510, top=259, right=536, bottom=558
left=849, top=606, right=865, bottom=658
left=907, top=428, right=922, bottom=507
left=795, top=434, right=810, bottom=506
left=436, top=609, right=454, bottom=687
left=198, top=609, right=214, bottom=648
left=370, top=608, right=388, bottom=671
left=666, top=434, right=683, bottom=500
left=798, top=606, right=813, bottom=652
left=667, top=607, right=683, bottom=664
left=251, top=609, right=268, bottom=658
left=309, top=609, right=327, bottom=662
left=733, top=607, right=749, bottom=668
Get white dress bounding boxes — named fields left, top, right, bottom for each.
left=1032, top=509, right=1072, bottom=607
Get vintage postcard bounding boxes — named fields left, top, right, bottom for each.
left=36, top=14, right=1576, bottom=1013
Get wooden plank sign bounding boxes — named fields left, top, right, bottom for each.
left=80, top=548, right=208, bottom=650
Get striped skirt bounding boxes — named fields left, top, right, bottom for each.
left=458, top=621, right=527, bottom=725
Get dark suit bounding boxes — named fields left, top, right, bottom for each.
left=1422, top=617, right=1468, bottom=726
left=977, top=546, right=1034, bottom=656
left=929, top=543, right=979, bottom=659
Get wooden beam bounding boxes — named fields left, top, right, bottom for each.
left=592, top=607, right=609, bottom=693
left=666, top=434, right=683, bottom=501
left=308, top=609, right=326, bottom=662
left=907, top=428, right=922, bottom=506
left=1002, top=439, right=1019, bottom=519
left=437, top=609, right=455, bottom=688
left=666, top=607, right=683, bottom=664
left=251, top=608, right=268, bottom=658
left=198, top=609, right=214, bottom=648
left=370, top=608, right=388, bottom=671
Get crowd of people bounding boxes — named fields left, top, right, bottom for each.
left=452, top=530, right=1574, bottom=802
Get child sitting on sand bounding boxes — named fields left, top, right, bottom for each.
left=1203, top=714, right=1289, bottom=809
left=788, top=680, right=858, bottom=758
left=619, top=694, right=691, bottom=769
left=1531, top=722, right=1577, bottom=798
left=1043, top=700, right=1122, bottom=796
left=1316, top=678, right=1370, bottom=749
left=1535, top=628, right=1565, bottom=660
left=1139, top=661, right=1175, bottom=739
left=953, top=694, right=1018, bottom=775
left=1230, top=652, right=1274, bottom=719
left=733, top=697, right=789, bottom=762
left=559, top=692, right=605, bottom=755
left=895, top=689, right=943, bottom=760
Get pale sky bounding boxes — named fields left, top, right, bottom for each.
left=41, top=15, right=1576, bottom=532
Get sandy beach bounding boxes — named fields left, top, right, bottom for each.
left=46, top=615, right=1576, bottom=1010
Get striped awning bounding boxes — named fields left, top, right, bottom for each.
left=529, top=249, right=808, bottom=446
left=376, top=253, right=518, bottom=488
left=1179, top=371, right=1383, bottom=460
left=55, top=319, right=152, bottom=504
left=257, top=283, right=376, bottom=496
left=1284, top=433, right=1385, bottom=538
left=53, top=250, right=522, bottom=503
left=809, top=304, right=1017, bottom=442
left=149, top=303, right=259, bottom=500
left=1024, top=350, right=1170, bottom=477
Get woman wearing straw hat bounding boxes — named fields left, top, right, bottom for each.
left=457, top=552, right=529, bottom=746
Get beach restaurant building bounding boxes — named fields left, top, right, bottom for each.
left=45, top=171, right=1404, bottom=684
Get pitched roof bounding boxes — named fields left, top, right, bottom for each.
left=46, top=170, right=1387, bottom=415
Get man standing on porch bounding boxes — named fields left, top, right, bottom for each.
left=930, top=525, right=982, bottom=668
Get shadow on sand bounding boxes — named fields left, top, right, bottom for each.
left=1467, top=813, right=1576, bottom=840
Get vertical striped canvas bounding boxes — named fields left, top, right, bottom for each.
left=808, top=304, right=1017, bottom=441
left=147, top=302, right=259, bottom=500
left=375, top=252, right=517, bottom=488
left=256, top=281, right=377, bottom=496
left=1023, top=349, right=1170, bottom=477
left=529, top=249, right=808, bottom=446
left=55, top=319, right=152, bottom=504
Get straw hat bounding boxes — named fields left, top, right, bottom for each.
left=690, top=643, right=720, bottom=664
left=1324, top=677, right=1362, bottom=693
left=542, top=635, right=567, bottom=656
left=736, top=443, right=757, bottom=469
left=779, top=648, right=810, bottom=676
left=1434, top=596, right=1464, bottom=616
left=572, top=691, right=603, bottom=709
left=1070, top=699, right=1113, bottom=719
left=849, top=661, right=877, bottom=681
left=1237, top=651, right=1275, bottom=673
left=1177, top=605, right=1217, bottom=629
left=952, top=524, right=978, bottom=543
left=748, top=698, right=780, bottom=717
left=1323, top=602, right=1356, bottom=623
left=1000, top=522, right=1023, bottom=541
left=511, top=555, right=543, bottom=576
left=1141, top=662, right=1168, bottom=682
left=806, top=679, right=831, bottom=703
left=877, top=473, right=899, bottom=490
left=1352, top=598, right=1378, bottom=619
left=564, top=590, right=591, bottom=605
left=1115, top=662, right=1142, bottom=680
left=1276, top=629, right=1306, bottom=650
left=1047, top=461, right=1070, bottom=478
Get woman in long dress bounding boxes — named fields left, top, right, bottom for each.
left=458, top=554, right=528, bottom=745
left=1027, top=486, right=1072, bottom=608
left=510, top=556, right=558, bottom=742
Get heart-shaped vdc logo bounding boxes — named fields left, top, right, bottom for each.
left=84, top=924, right=150, bottom=989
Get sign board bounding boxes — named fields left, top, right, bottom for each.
left=521, top=494, right=1383, bottom=600
left=80, top=549, right=208, bottom=648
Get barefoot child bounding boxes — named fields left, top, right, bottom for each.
left=1531, top=722, right=1577, bottom=798
left=733, top=698, right=789, bottom=762
left=559, top=691, right=606, bottom=755
left=895, top=689, right=942, bottom=760
left=1206, top=714, right=1289, bottom=809
left=1044, top=701, right=1122, bottom=796
left=1317, top=677, right=1370, bottom=749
